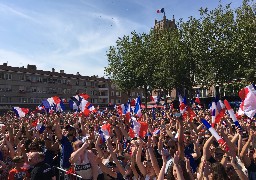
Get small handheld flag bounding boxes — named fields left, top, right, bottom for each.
left=201, top=119, right=229, bottom=152
left=224, top=100, right=242, bottom=130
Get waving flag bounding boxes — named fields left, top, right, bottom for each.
left=70, top=95, right=82, bottom=107
left=215, top=100, right=225, bottom=123
left=211, top=102, right=217, bottom=127
left=238, top=84, right=256, bottom=118
left=13, top=107, right=29, bottom=117
left=129, top=118, right=148, bottom=138
left=150, top=96, right=160, bottom=104
left=201, top=119, right=229, bottom=151
left=195, top=90, right=201, bottom=104
left=79, top=93, right=90, bottom=100
left=134, top=96, right=142, bottom=117
left=179, top=95, right=186, bottom=114
left=157, top=8, right=165, bottom=13
left=224, top=100, right=242, bottom=130
left=69, top=100, right=79, bottom=111
left=100, top=123, right=111, bottom=140
left=153, top=129, right=160, bottom=136
left=36, top=104, right=44, bottom=111
left=41, top=96, right=64, bottom=112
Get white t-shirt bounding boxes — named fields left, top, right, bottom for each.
left=74, top=150, right=93, bottom=179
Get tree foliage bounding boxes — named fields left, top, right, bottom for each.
left=105, top=0, right=256, bottom=100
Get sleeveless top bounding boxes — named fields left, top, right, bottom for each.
left=74, top=150, right=93, bottom=179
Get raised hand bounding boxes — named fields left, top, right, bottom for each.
left=173, top=151, right=180, bottom=165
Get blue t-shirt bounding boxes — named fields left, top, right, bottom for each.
left=60, top=136, right=76, bottom=169
left=0, top=151, right=3, bottom=161
left=184, top=143, right=197, bottom=173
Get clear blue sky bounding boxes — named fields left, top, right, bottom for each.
left=0, top=0, right=243, bottom=77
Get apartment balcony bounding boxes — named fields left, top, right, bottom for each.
left=98, top=87, right=108, bottom=91
left=98, top=96, right=108, bottom=99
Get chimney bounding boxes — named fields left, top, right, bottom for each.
left=60, top=70, right=64, bottom=73
left=27, top=64, right=37, bottom=70
left=52, top=68, right=55, bottom=72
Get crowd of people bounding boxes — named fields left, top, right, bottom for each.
left=0, top=104, right=255, bottom=180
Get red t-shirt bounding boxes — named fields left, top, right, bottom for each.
left=8, top=168, right=29, bottom=180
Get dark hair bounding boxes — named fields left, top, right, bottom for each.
left=211, top=162, right=229, bottom=180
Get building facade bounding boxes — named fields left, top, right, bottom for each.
left=0, top=63, right=134, bottom=112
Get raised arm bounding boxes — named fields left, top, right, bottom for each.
left=106, top=138, right=126, bottom=176
left=87, top=150, right=100, bottom=180
left=147, top=136, right=160, bottom=176
left=177, top=116, right=185, bottom=160
left=54, top=116, right=62, bottom=141
left=157, top=152, right=167, bottom=180
left=136, top=139, right=147, bottom=176
left=203, top=135, right=214, bottom=160
left=69, top=142, right=89, bottom=164
left=240, top=130, right=254, bottom=168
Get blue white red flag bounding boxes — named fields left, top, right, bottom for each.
left=13, top=107, right=29, bottom=117
left=157, top=8, right=165, bottom=13
left=238, top=84, right=256, bottom=118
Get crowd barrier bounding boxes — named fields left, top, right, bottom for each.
left=54, top=166, right=83, bottom=180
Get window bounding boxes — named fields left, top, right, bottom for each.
left=116, top=99, right=121, bottom=104
left=111, top=91, right=114, bottom=96
left=25, top=76, right=31, bottom=81
left=37, top=77, right=43, bottom=82
left=111, top=99, right=114, bottom=104
left=20, top=98, right=28, bottom=103
left=4, top=73, right=12, bottom=80
left=1, top=97, right=11, bottom=103
left=20, top=74, right=25, bottom=81
left=202, top=89, right=207, bottom=98
left=31, top=87, right=37, bottom=92
left=0, top=73, right=4, bottom=79
left=19, top=86, right=25, bottom=92
left=31, top=76, right=37, bottom=82
left=131, top=92, right=135, bottom=96
left=116, top=91, right=121, bottom=97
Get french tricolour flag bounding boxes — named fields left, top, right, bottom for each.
left=201, top=119, right=229, bottom=151
left=153, top=129, right=160, bottom=136
left=100, top=123, right=111, bottom=140
left=195, top=90, right=201, bottom=104
left=129, top=117, right=148, bottom=138
left=157, top=8, right=164, bottom=13
left=211, top=98, right=225, bottom=126
left=238, top=84, right=256, bottom=118
left=69, top=100, right=79, bottom=111
left=134, top=96, right=142, bottom=117
left=179, top=95, right=186, bottom=114
left=13, top=107, right=29, bottom=117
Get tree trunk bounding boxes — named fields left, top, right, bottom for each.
left=144, top=86, right=148, bottom=110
